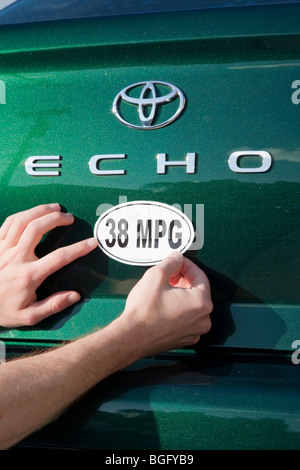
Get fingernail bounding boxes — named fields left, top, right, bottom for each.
left=68, top=292, right=80, bottom=304
left=86, top=237, right=98, bottom=248
left=64, top=212, right=74, bottom=221
left=49, top=203, right=61, bottom=211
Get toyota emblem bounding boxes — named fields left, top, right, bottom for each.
left=112, top=81, right=186, bottom=130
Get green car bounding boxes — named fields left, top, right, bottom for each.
left=0, top=0, right=299, bottom=450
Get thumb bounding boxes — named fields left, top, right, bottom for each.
left=157, top=251, right=184, bottom=282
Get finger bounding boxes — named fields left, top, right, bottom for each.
left=36, top=237, right=98, bottom=282
left=0, top=203, right=61, bottom=245
left=21, top=291, right=81, bottom=326
left=179, top=256, right=211, bottom=290
left=17, top=211, right=75, bottom=256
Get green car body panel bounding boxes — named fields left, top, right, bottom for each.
left=0, top=1, right=299, bottom=449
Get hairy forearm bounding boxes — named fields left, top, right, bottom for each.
left=0, top=317, right=139, bottom=449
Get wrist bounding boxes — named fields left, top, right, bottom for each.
left=109, top=313, right=148, bottom=363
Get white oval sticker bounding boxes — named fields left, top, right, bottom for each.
left=94, top=201, right=195, bottom=266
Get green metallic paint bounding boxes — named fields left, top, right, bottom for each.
left=18, top=356, right=300, bottom=450
left=0, top=9, right=299, bottom=347
left=0, top=3, right=299, bottom=450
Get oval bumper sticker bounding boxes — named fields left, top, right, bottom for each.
left=94, top=201, right=195, bottom=266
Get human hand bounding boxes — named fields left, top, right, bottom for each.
left=0, top=204, right=98, bottom=328
left=120, top=251, right=213, bottom=356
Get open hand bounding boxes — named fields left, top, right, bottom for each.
left=0, top=204, right=97, bottom=327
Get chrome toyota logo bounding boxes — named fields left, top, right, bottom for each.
left=112, top=81, right=186, bottom=130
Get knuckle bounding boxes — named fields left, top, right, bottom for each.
left=19, top=270, right=34, bottom=289
left=189, top=335, right=201, bottom=345
left=196, top=291, right=213, bottom=314
left=50, top=248, right=66, bottom=267
left=23, top=311, right=38, bottom=327
left=205, top=298, right=214, bottom=314
left=201, top=316, right=212, bottom=335
left=3, top=214, right=14, bottom=225
left=50, top=210, right=64, bottom=223
left=26, top=219, right=41, bottom=236
left=7, top=217, right=23, bottom=234
left=49, top=298, right=62, bottom=315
